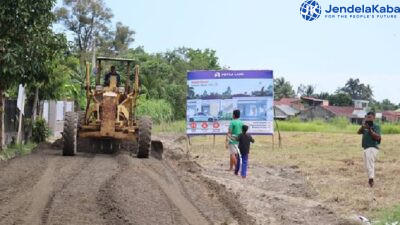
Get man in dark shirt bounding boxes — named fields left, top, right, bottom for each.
left=357, top=111, right=381, bottom=187
left=103, top=65, right=121, bottom=87
left=234, top=125, right=255, bottom=178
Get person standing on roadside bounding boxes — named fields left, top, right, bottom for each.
left=357, top=112, right=381, bottom=187
left=226, top=109, right=243, bottom=171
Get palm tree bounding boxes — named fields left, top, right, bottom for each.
left=274, top=77, right=295, bottom=100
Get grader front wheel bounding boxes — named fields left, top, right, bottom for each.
left=137, top=117, right=152, bottom=158
left=63, top=112, right=78, bottom=156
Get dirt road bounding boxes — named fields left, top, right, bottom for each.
left=0, top=142, right=252, bottom=225
left=0, top=136, right=359, bottom=225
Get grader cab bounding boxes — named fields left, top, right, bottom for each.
left=62, top=57, right=163, bottom=158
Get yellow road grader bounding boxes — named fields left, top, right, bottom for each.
left=62, top=57, right=162, bottom=158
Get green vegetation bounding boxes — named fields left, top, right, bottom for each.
left=0, top=142, right=37, bottom=161
left=274, top=77, right=295, bottom=99
left=375, top=205, right=400, bottom=225
left=153, top=120, right=186, bottom=133
left=137, top=96, right=173, bottom=124
left=277, top=118, right=358, bottom=133
left=278, top=118, right=400, bottom=134
left=0, top=0, right=66, bottom=151
left=32, top=118, right=51, bottom=143
left=152, top=118, right=400, bottom=135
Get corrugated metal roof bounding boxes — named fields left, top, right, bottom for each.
left=275, top=105, right=299, bottom=116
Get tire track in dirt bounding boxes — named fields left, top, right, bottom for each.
left=96, top=153, right=191, bottom=225
left=141, top=158, right=255, bottom=225
left=138, top=159, right=210, bottom=225
left=0, top=149, right=95, bottom=225
left=44, top=154, right=119, bottom=225
left=0, top=150, right=49, bottom=205
left=158, top=135, right=257, bottom=225
left=40, top=154, right=96, bottom=225
left=96, top=153, right=135, bottom=225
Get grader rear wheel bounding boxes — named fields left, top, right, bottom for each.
left=63, top=112, right=78, bottom=156
left=137, top=117, right=152, bottom=158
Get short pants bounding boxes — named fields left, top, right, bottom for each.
left=228, top=144, right=239, bottom=155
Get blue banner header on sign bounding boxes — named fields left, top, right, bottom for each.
left=188, top=70, right=273, bottom=80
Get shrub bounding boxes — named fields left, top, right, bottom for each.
left=136, top=96, right=173, bottom=124
left=32, top=118, right=50, bottom=143
left=381, top=123, right=400, bottom=134
left=153, top=120, right=186, bottom=133
left=330, top=116, right=350, bottom=129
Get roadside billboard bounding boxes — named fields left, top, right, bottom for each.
left=186, top=70, right=274, bottom=135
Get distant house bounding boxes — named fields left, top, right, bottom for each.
left=274, top=105, right=299, bottom=120
left=275, top=97, right=304, bottom=111
left=299, top=105, right=354, bottom=121
left=301, top=96, right=329, bottom=107
left=298, top=99, right=372, bottom=124
left=353, top=99, right=369, bottom=109
left=382, top=111, right=400, bottom=123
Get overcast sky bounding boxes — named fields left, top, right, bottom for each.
left=55, top=0, right=400, bottom=103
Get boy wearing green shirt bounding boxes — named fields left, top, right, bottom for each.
left=226, top=109, right=243, bottom=171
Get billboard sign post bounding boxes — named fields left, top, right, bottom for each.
left=186, top=70, right=274, bottom=136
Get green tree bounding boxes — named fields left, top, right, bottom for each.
left=339, top=78, right=373, bottom=100
left=297, top=84, right=315, bottom=97
left=274, top=77, right=295, bottom=100
left=0, top=0, right=66, bottom=149
left=112, top=22, right=135, bottom=54
left=370, top=99, right=397, bottom=111
left=55, top=1, right=135, bottom=59
left=316, top=92, right=330, bottom=100
left=55, top=0, right=113, bottom=54
left=328, top=93, right=353, bottom=106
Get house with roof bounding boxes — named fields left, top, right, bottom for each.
left=298, top=105, right=355, bottom=121
left=298, top=98, right=372, bottom=123
left=273, top=97, right=301, bottom=120
left=274, top=105, right=300, bottom=120
left=382, top=111, right=400, bottom=123
left=301, top=96, right=329, bottom=107
left=274, top=97, right=304, bottom=111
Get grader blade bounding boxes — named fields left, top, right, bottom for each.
left=151, top=140, right=164, bottom=160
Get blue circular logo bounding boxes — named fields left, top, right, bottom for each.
left=300, top=0, right=321, bottom=21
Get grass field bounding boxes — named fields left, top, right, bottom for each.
left=186, top=133, right=400, bottom=222
left=375, top=205, right=400, bottom=225
left=153, top=119, right=400, bottom=134
left=154, top=121, right=400, bottom=223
